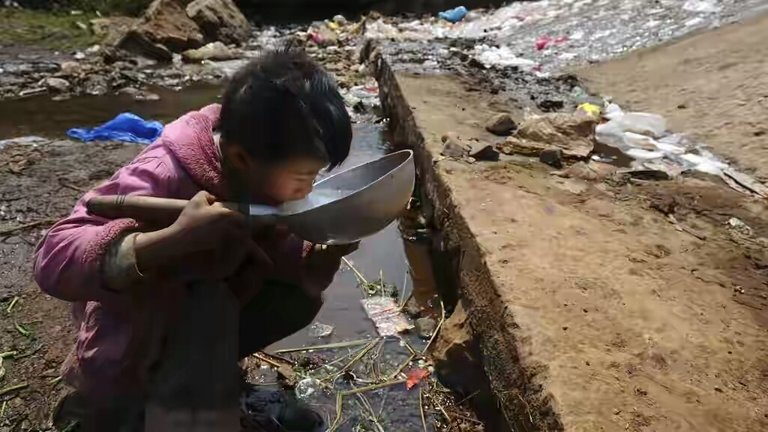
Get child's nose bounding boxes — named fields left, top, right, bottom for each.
left=296, top=184, right=313, bottom=199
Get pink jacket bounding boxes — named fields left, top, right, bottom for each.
left=33, top=104, right=330, bottom=401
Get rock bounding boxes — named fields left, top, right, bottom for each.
left=553, top=161, right=617, bottom=181
left=540, top=148, right=563, bottom=168
left=186, top=0, right=251, bottom=46
left=40, top=77, right=70, bottom=92
left=403, top=297, right=422, bottom=319
left=59, top=61, right=81, bottom=75
left=182, top=41, right=239, bottom=62
left=84, top=75, right=108, bottom=96
left=440, top=132, right=470, bottom=159
left=118, top=0, right=204, bottom=61
left=117, top=87, right=161, bottom=101
left=468, top=141, right=499, bottom=161
left=91, top=17, right=139, bottom=46
left=496, top=136, right=547, bottom=157
left=516, top=113, right=596, bottom=159
left=484, top=113, right=517, bottom=136
left=415, top=317, right=437, bottom=339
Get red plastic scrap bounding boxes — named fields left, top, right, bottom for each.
left=406, top=368, right=430, bottom=390
left=535, top=35, right=569, bottom=51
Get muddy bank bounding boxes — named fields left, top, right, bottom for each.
left=371, top=32, right=768, bottom=432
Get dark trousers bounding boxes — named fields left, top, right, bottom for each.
left=66, top=281, right=322, bottom=432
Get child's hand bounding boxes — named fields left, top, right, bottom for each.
left=169, top=191, right=246, bottom=253
left=136, top=191, right=272, bottom=282
left=302, top=243, right=359, bottom=298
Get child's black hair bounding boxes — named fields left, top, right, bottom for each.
left=219, top=49, right=352, bottom=170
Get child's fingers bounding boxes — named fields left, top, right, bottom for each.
left=247, top=241, right=274, bottom=270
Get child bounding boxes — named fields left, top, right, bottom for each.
left=34, top=49, right=355, bottom=431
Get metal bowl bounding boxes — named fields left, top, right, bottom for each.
left=277, top=149, right=415, bottom=244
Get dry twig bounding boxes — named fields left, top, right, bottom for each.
left=0, top=219, right=56, bottom=237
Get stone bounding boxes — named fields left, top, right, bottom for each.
left=117, top=87, right=161, bottom=101
left=440, top=132, right=470, bottom=159
left=91, top=17, right=139, bottom=46
left=468, top=141, right=500, bottom=161
left=58, top=61, right=81, bottom=75
left=118, top=0, right=204, bottom=61
left=182, top=41, right=239, bottom=62
left=485, top=113, right=517, bottom=136
left=540, top=148, right=563, bottom=168
left=496, top=136, right=547, bottom=157
left=516, top=113, right=597, bottom=159
left=84, top=75, right=108, bottom=96
left=40, top=77, right=70, bottom=92
left=415, top=317, right=437, bottom=339
left=553, top=161, right=617, bottom=181
left=186, top=0, right=251, bottom=46
left=403, top=297, right=422, bottom=319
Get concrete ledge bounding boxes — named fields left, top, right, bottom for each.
left=370, top=44, right=768, bottom=432
left=372, top=49, right=560, bottom=432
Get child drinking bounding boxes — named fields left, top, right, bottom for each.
left=34, top=49, right=355, bottom=431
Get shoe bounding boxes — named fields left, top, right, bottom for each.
left=240, top=384, right=325, bottom=432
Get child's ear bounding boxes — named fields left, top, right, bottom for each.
left=222, top=143, right=251, bottom=172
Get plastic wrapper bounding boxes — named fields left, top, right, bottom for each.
left=361, top=296, right=413, bottom=337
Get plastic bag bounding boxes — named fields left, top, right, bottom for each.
left=67, top=112, right=163, bottom=145
left=439, top=6, right=468, bottom=23
left=361, top=296, right=413, bottom=337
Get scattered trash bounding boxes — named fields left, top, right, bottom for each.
left=182, top=42, right=240, bottom=63
left=439, top=6, right=469, bottom=24
left=720, top=168, right=768, bottom=198
left=406, top=368, right=430, bottom=390
left=308, top=322, right=334, bottom=338
left=576, top=102, right=602, bottom=119
left=727, top=217, right=753, bottom=237
left=361, top=296, right=413, bottom=337
left=67, top=113, right=163, bottom=145
left=473, top=45, right=536, bottom=70
left=683, top=0, right=722, bottom=13
left=295, top=378, right=322, bottom=400
left=535, top=35, right=568, bottom=51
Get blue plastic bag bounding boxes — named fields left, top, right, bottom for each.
left=67, top=113, right=163, bottom=145
left=439, top=6, right=468, bottom=23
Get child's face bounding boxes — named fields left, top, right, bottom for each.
left=259, top=157, right=326, bottom=203
left=222, top=141, right=326, bottom=204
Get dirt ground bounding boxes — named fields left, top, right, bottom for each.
left=577, top=13, right=768, bottom=182
left=0, top=141, right=143, bottom=430
left=380, top=67, right=768, bottom=431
